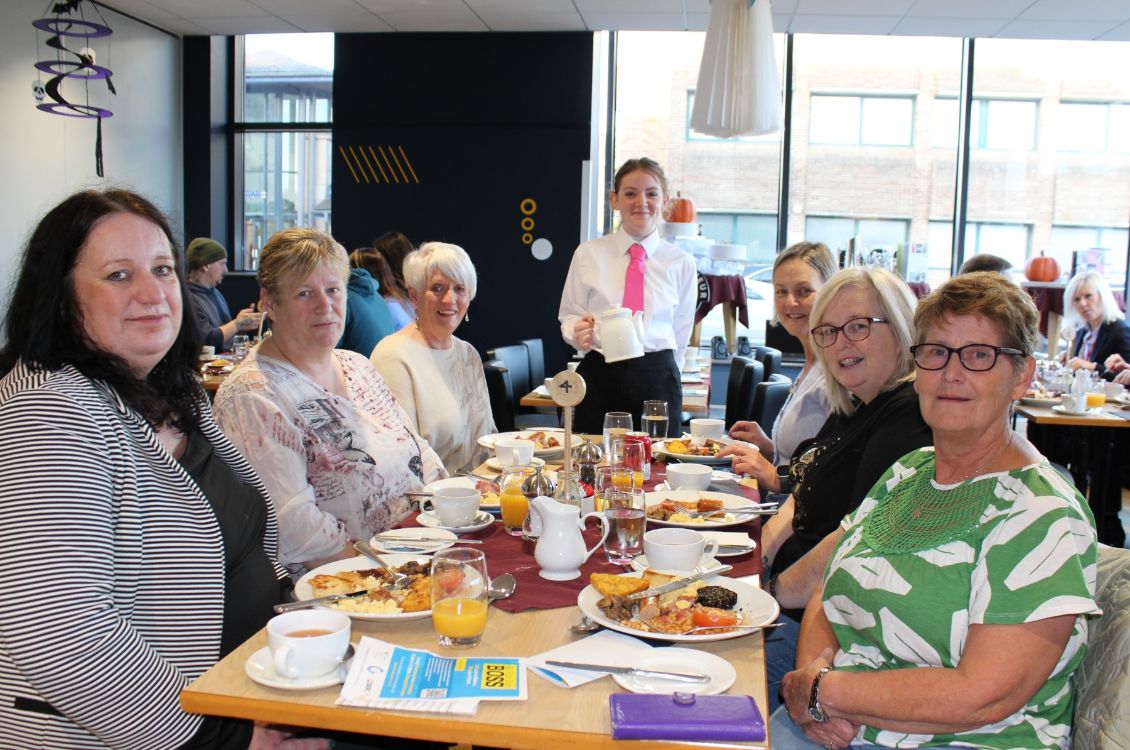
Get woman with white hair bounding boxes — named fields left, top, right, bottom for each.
left=214, top=228, right=446, bottom=576
left=372, top=242, right=494, bottom=472
left=1062, top=270, right=1130, bottom=380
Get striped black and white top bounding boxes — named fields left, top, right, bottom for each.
left=0, top=361, right=285, bottom=749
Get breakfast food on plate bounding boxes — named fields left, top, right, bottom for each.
left=203, top=358, right=233, bottom=375
left=646, top=497, right=732, bottom=524
left=519, top=431, right=561, bottom=449
left=663, top=438, right=724, bottom=457
left=475, top=479, right=501, bottom=506
left=308, top=560, right=430, bottom=614
left=1024, top=386, right=1056, bottom=399
left=591, top=569, right=743, bottom=635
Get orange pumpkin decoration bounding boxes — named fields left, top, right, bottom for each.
left=666, top=192, right=696, bottom=224
left=1024, top=252, right=1060, bottom=282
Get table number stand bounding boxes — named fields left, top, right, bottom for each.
left=545, top=370, right=586, bottom=473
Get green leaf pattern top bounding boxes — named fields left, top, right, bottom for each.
left=823, top=448, right=1100, bottom=749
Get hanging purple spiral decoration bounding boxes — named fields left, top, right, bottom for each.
left=32, top=1, right=116, bottom=176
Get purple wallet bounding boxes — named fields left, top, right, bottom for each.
left=609, top=693, right=766, bottom=742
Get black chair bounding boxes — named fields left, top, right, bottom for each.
left=488, top=343, right=557, bottom=428
left=723, top=356, right=762, bottom=430
left=752, top=345, right=783, bottom=381
left=751, top=373, right=792, bottom=438
left=482, top=359, right=516, bottom=432
left=519, top=338, right=546, bottom=386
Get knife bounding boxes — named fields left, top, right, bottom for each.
left=627, top=565, right=734, bottom=600
left=544, top=660, right=709, bottom=684
left=374, top=534, right=484, bottom=544
left=273, top=589, right=375, bottom=613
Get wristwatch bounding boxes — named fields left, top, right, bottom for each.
left=808, top=666, right=833, bottom=723
left=776, top=464, right=792, bottom=494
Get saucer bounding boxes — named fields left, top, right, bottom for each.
left=244, top=646, right=347, bottom=690
left=630, top=555, right=724, bottom=574
left=417, top=510, right=495, bottom=533
left=1052, top=404, right=1093, bottom=416
left=485, top=456, right=546, bottom=471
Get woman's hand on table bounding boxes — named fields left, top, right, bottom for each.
left=250, top=726, right=330, bottom=750
left=1105, top=353, right=1128, bottom=373
left=1115, top=369, right=1130, bottom=385
left=1067, top=357, right=1095, bottom=371
left=727, top=420, right=774, bottom=458
left=573, top=315, right=596, bottom=351
left=717, top=442, right=778, bottom=492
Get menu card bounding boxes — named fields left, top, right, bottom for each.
left=337, top=636, right=527, bottom=715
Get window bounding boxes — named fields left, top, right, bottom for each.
left=932, top=96, right=1039, bottom=151
left=806, top=217, right=909, bottom=256
left=697, top=212, right=778, bottom=271
left=1050, top=226, right=1129, bottom=289
left=809, top=94, right=914, bottom=146
left=1056, top=102, right=1130, bottom=153
left=236, top=33, right=334, bottom=269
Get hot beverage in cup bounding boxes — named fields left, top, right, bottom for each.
left=643, top=527, right=719, bottom=572
left=665, top=463, right=712, bottom=490
left=494, top=438, right=535, bottom=467
left=422, top=486, right=481, bottom=527
left=689, top=418, right=725, bottom=440
left=267, top=610, right=351, bottom=679
left=1060, top=394, right=1087, bottom=414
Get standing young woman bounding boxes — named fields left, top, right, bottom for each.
left=559, top=158, right=697, bottom=435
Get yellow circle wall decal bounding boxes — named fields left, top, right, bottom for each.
left=519, top=198, right=537, bottom=215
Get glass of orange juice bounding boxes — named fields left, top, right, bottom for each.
left=430, top=548, right=489, bottom=648
left=620, top=441, right=646, bottom=489
left=499, top=465, right=534, bottom=536
left=1085, top=391, right=1105, bottom=409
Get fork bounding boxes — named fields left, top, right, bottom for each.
left=353, top=541, right=413, bottom=589
left=673, top=502, right=778, bottom=519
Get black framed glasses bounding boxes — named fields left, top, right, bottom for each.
left=811, top=317, right=889, bottom=348
left=910, top=343, right=1025, bottom=372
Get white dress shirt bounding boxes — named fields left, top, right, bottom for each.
left=558, top=228, right=697, bottom=365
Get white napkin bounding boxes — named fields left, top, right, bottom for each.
left=684, top=387, right=709, bottom=396
left=527, top=630, right=653, bottom=687
left=534, top=385, right=551, bottom=397
left=701, top=531, right=754, bottom=548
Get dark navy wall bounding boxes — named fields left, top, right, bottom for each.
left=332, top=32, right=593, bottom=373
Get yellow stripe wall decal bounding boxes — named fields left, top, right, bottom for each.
left=338, top=144, right=421, bottom=185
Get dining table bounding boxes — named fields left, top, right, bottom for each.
left=180, top=448, right=771, bottom=749
left=520, top=368, right=712, bottom=416
left=1015, top=399, right=1130, bottom=546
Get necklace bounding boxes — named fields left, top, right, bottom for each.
left=862, top=435, right=1012, bottom=554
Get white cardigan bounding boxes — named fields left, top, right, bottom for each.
left=0, top=361, right=284, bottom=749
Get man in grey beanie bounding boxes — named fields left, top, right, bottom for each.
left=186, top=238, right=260, bottom=351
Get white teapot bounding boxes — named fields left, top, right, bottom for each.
left=595, top=306, right=646, bottom=363
left=530, top=496, right=609, bottom=581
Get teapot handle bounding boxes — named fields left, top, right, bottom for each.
left=579, top=512, right=610, bottom=563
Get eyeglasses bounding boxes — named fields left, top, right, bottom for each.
left=910, top=343, right=1025, bottom=372
left=811, top=317, right=888, bottom=348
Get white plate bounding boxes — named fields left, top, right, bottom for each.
left=424, top=477, right=500, bottom=509
left=654, top=438, right=735, bottom=465
left=1019, top=396, right=1060, bottom=407
left=610, top=648, right=736, bottom=695
left=485, top=456, right=546, bottom=472
left=369, top=527, right=457, bottom=554
left=418, top=509, right=495, bottom=533
left=1052, top=404, right=1096, bottom=416
left=477, top=429, right=581, bottom=458
left=245, top=646, right=349, bottom=690
left=576, top=574, right=778, bottom=643
left=630, top=555, right=725, bottom=575
left=711, top=470, right=740, bottom=484
left=294, top=554, right=431, bottom=622
left=645, top=491, right=760, bottom=528
left=682, top=364, right=703, bottom=374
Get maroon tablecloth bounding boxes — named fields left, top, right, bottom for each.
left=399, top=461, right=763, bottom=613
left=695, top=273, right=750, bottom=327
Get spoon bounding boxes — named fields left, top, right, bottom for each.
left=569, top=615, right=601, bottom=634
left=487, top=573, right=517, bottom=601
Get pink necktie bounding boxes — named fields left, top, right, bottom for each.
left=623, top=243, right=646, bottom=313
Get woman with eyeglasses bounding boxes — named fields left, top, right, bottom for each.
left=722, top=267, right=931, bottom=711
left=772, top=272, right=1097, bottom=750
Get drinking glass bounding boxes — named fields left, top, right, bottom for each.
left=642, top=400, right=669, bottom=440
left=498, top=465, right=534, bottom=536
left=603, top=411, right=633, bottom=461
left=430, top=548, right=489, bottom=648
left=603, top=488, right=646, bottom=564
left=619, top=441, right=646, bottom=490
left=595, top=466, right=634, bottom=512
left=231, top=334, right=250, bottom=363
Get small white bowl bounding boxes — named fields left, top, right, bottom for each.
left=665, top=463, right=713, bottom=491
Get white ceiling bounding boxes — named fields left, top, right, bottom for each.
left=98, top=0, right=1130, bottom=41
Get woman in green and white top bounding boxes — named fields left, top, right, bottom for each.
left=774, top=272, right=1099, bottom=750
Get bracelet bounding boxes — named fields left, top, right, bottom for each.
left=767, top=575, right=778, bottom=599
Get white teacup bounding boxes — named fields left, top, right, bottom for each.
left=1104, top=382, right=1125, bottom=400
left=665, top=463, right=713, bottom=491
left=267, top=610, right=351, bottom=679
left=643, top=527, right=719, bottom=572
left=495, top=438, right=535, bottom=467
left=689, top=418, right=725, bottom=440
left=422, top=486, right=481, bottom=526
left=1060, top=394, right=1088, bottom=414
